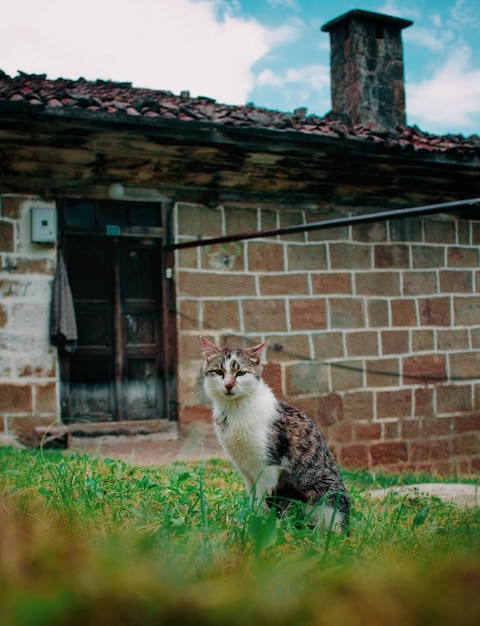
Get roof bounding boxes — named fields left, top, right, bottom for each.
left=321, top=9, right=413, bottom=33
left=1, top=70, right=480, bottom=159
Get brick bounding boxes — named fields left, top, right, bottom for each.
left=312, top=332, right=344, bottom=360
left=177, top=300, right=200, bottom=331
left=316, top=393, right=343, bottom=427
left=312, top=272, right=352, bottom=294
left=329, top=243, right=371, bottom=269
left=365, top=358, right=401, bottom=387
left=289, top=298, right=327, bottom=330
left=329, top=298, right=365, bottom=328
left=458, top=221, right=470, bottom=245
left=259, top=273, right=309, bottom=296
left=9, top=258, right=54, bottom=275
left=203, top=300, right=240, bottom=331
left=0, top=220, right=14, bottom=253
left=355, top=272, right=400, bottom=297
left=287, top=244, right=327, bottom=271
left=454, top=415, right=480, bottom=433
left=410, top=440, right=450, bottom=462
left=384, top=421, right=400, bottom=440
left=436, top=385, right=473, bottom=414
left=402, top=419, right=420, bottom=439
left=381, top=330, right=409, bottom=355
left=178, top=335, right=204, bottom=362
left=371, top=442, right=408, bottom=465
left=7, top=415, right=56, bottom=445
left=449, top=352, right=480, bottom=381
left=306, top=209, right=349, bottom=242
left=454, top=296, right=480, bottom=326
left=176, top=203, right=222, bottom=238
left=265, top=334, right=311, bottom=362
left=419, top=297, right=451, bottom=326
left=352, top=221, right=387, bottom=243
left=178, top=246, right=198, bottom=269
left=243, top=299, right=287, bottom=333
left=346, top=331, right=379, bottom=357
left=279, top=211, right=306, bottom=243
left=367, top=299, right=389, bottom=328
left=1, top=196, right=25, bottom=218
left=248, top=242, right=284, bottom=272
left=260, top=208, right=277, bottom=231
left=354, top=422, right=381, bottom=441
left=422, top=417, right=452, bottom=437
left=473, top=223, right=480, bottom=245
left=414, top=388, right=434, bottom=417
left=403, top=355, right=446, bottom=384
left=35, top=383, right=58, bottom=414
left=447, top=246, right=478, bottom=268
left=340, top=445, right=369, bottom=468
left=472, top=328, right=480, bottom=349
left=285, top=361, right=328, bottom=396
left=374, top=245, right=409, bottom=269
left=390, top=218, right=423, bottom=242
left=326, top=422, right=352, bottom=445
left=0, top=383, right=32, bottom=413
left=391, top=299, right=417, bottom=326
left=225, top=206, right=258, bottom=235
left=179, top=405, right=212, bottom=430
left=376, top=389, right=412, bottom=419
left=330, top=361, right=364, bottom=391
left=411, top=245, right=445, bottom=269
left=424, top=219, right=456, bottom=244
left=403, top=271, right=437, bottom=296
left=262, top=363, right=283, bottom=397
left=411, top=329, right=434, bottom=352
left=0, top=304, right=7, bottom=328
left=202, top=243, right=245, bottom=272
left=178, top=271, right=256, bottom=298
left=439, top=270, right=473, bottom=293
left=342, top=391, right=373, bottom=421
left=452, top=434, right=480, bottom=456
left=436, top=329, right=469, bottom=352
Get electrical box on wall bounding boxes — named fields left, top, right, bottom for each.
left=31, top=207, right=57, bottom=244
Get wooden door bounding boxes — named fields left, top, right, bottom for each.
left=60, top=201, right=171, bottom=423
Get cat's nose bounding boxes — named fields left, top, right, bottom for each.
left=225, top=382, right=234, bottom=392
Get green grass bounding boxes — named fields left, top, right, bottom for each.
left=0, top=446, right=479, bottom=625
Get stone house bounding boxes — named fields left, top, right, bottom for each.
left=0, top=9, right=479, bottom=473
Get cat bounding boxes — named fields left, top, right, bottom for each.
left=200, top=337, right=350, bottom=533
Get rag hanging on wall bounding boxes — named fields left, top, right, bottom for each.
left=50, top=248, right=78, bottom=353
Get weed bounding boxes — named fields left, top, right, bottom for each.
left=0, top=446, right=479, bottom=625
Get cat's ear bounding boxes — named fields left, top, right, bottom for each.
left=200, top=337, right=221, bottom=360
left=247, top=342, right=269, bottom=365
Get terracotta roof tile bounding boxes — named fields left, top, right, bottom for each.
left=1, top=70, right=480, bottom=157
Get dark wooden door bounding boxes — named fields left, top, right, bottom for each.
left=63, top=234, right=165, bottom=422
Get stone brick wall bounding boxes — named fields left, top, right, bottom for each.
left=175, top=202, right=480, bottom=475
left=0, top=195, right=59, bottom=443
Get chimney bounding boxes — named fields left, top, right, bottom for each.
left=321, top=9, right=413, bottom=130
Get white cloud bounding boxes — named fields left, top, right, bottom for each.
left=0, top=0, right=290, bottom=105
left=256, top=64, right=330, bottom=111
left=408, top=43, right=480, bottom=130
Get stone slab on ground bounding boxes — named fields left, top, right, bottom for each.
left=368, top=483, right=480, bottom=508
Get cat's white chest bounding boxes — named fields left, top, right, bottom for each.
left=212, top=388, right=281, bottom=497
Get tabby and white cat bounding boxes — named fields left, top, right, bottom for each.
left=201, top=337, right=350, bottom=533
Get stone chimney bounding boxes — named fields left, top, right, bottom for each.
left=321, top=9, right=413, bottom=130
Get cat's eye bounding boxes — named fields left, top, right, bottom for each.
left=236, top=371, right=247, bottom=377
left=213, top=369, right=224, bottom=376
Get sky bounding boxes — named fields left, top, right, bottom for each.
left=2, top=0, right=480, bottom=137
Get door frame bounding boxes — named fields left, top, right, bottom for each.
left=57, top=198, right=178, bottom=423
